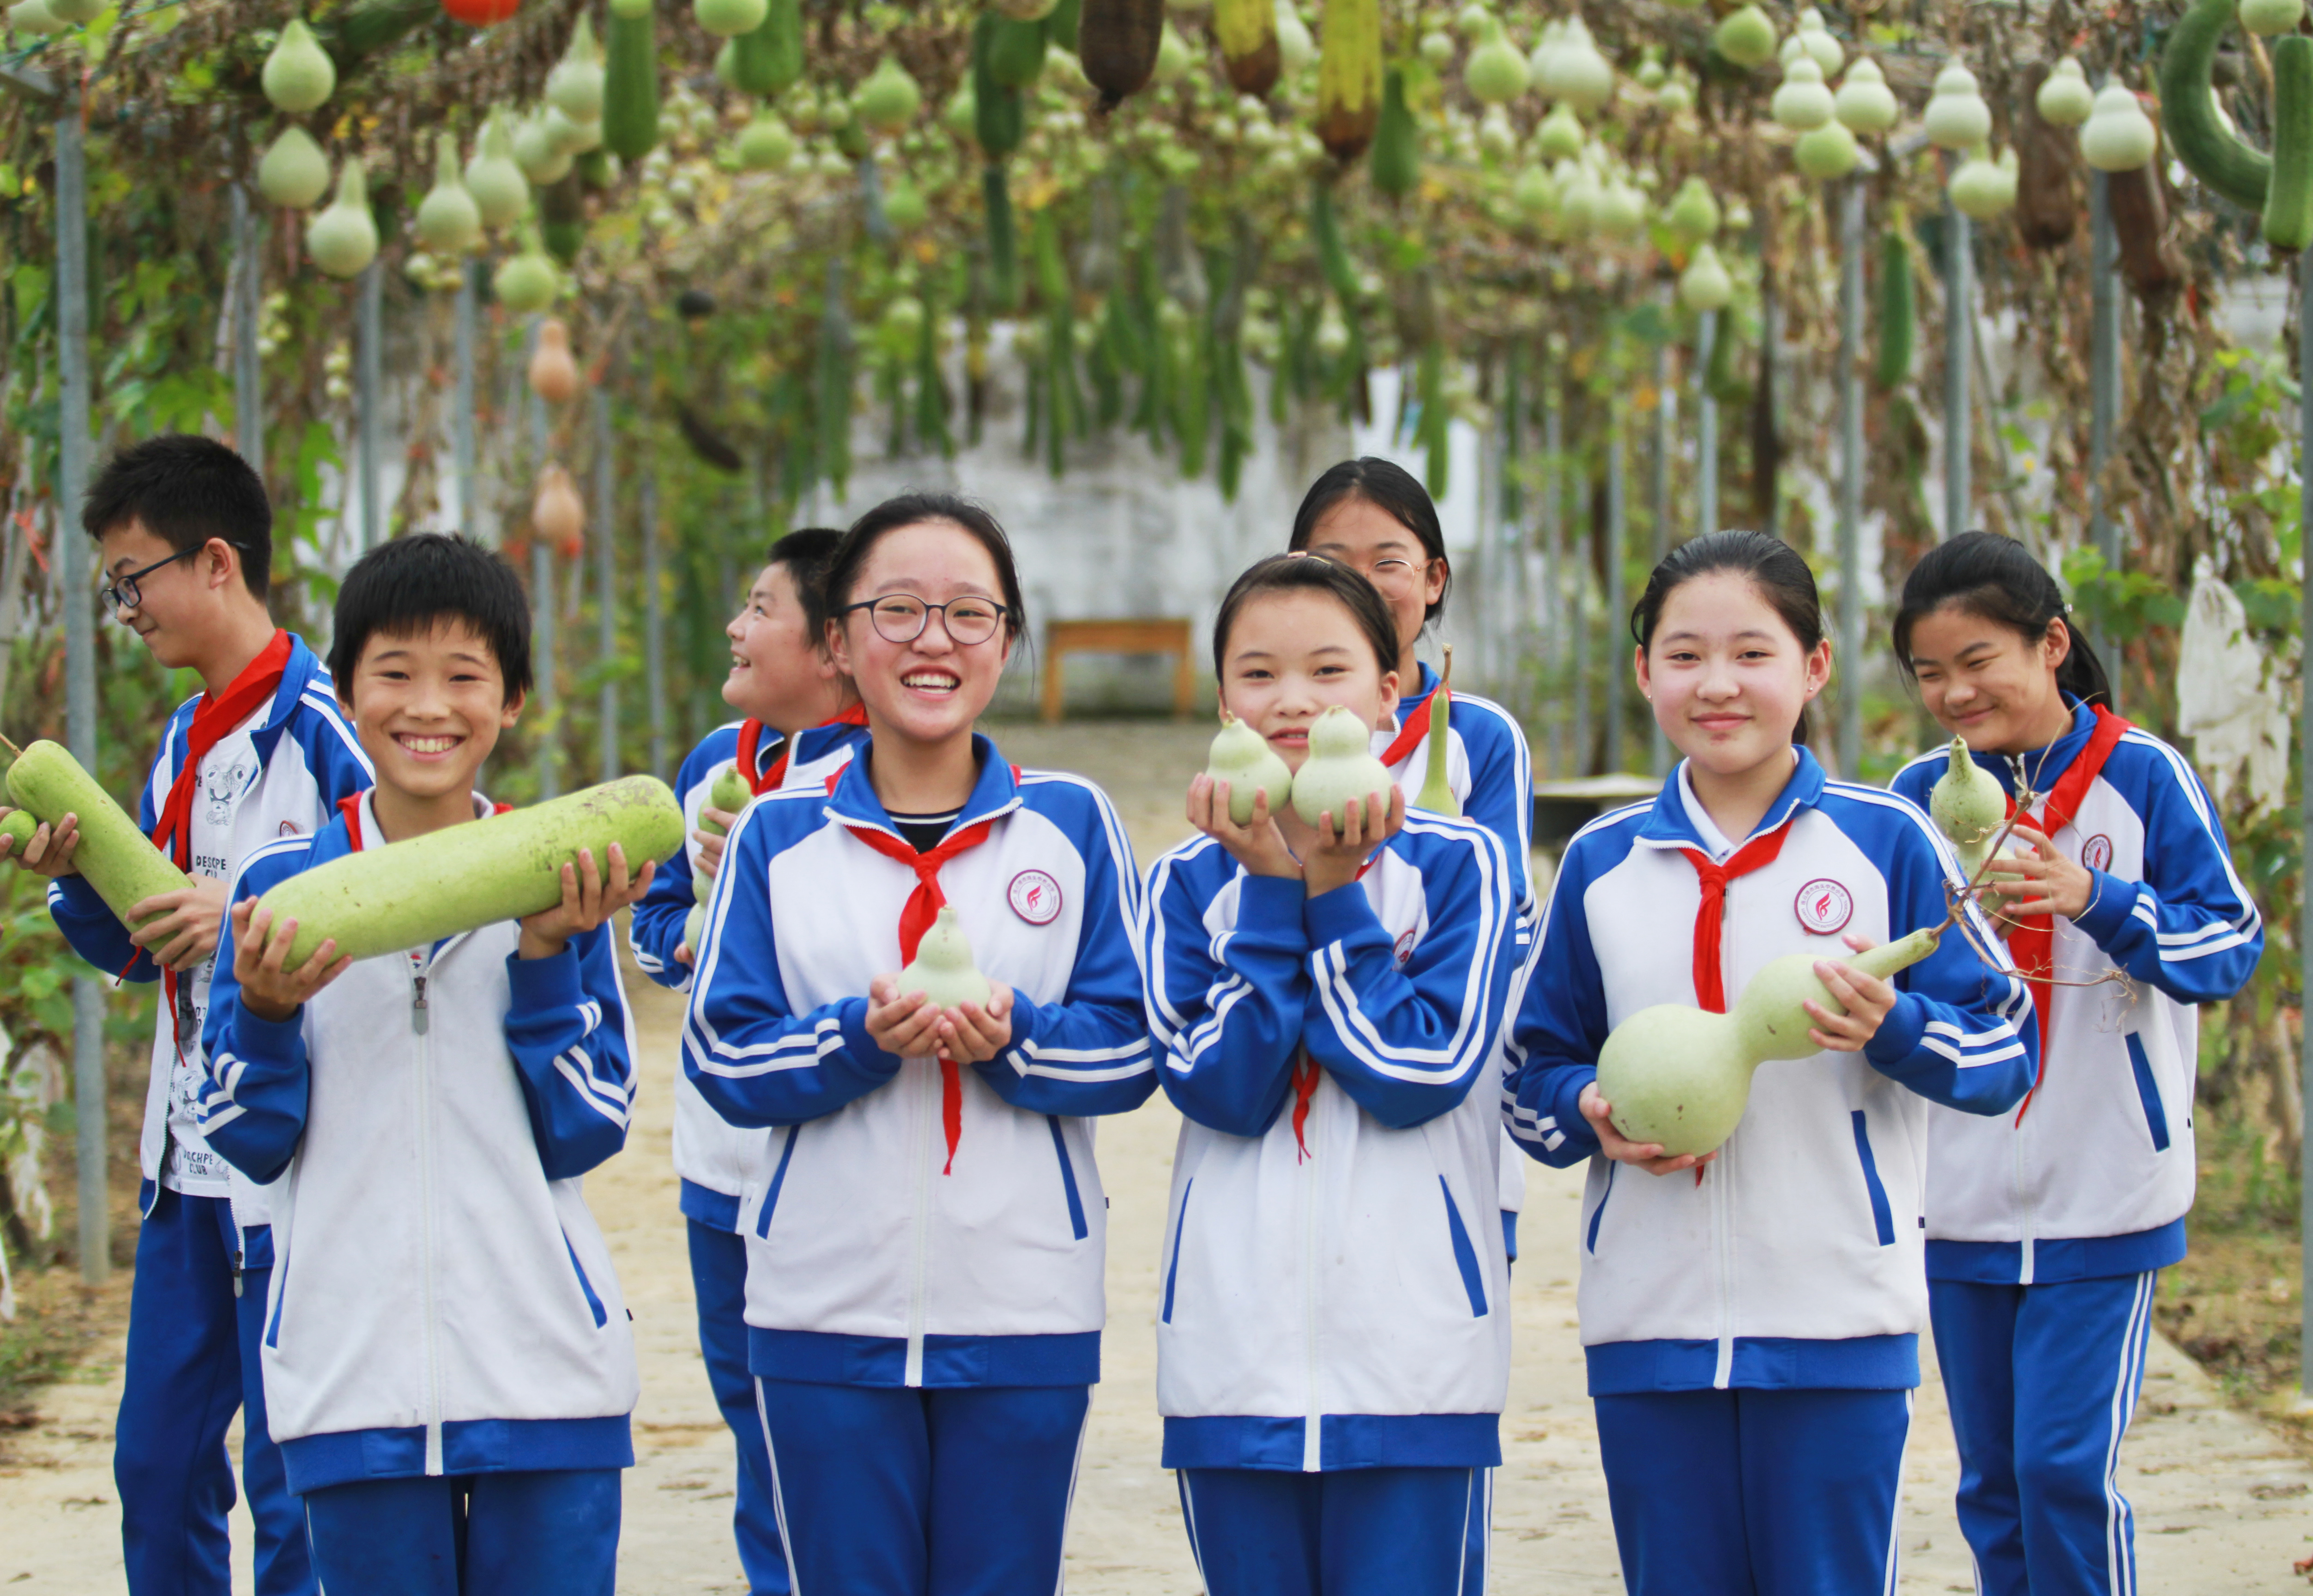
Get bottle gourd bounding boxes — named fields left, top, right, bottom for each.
left=895, top=906, right=994, bottom=1010
left=1289, top=705, right=1393, bottom=833
left=1413, top=645, right=1458, bottom=817
left=1927, top=736, right=2009, bottom=878
left=1205, top=715, right=1292, bottom=826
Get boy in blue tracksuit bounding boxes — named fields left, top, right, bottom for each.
left=628, top=527, right=866, bottom=1595
left=196, top=533, right=651, bottom=1596
left=1890, top=533, right=2265, bottom=1596
left=683, top=494, right=1157, bottom=1595
left=1142, top=555, right=1518, bottom=1596
left=10, top=437, right=369, bottom=1596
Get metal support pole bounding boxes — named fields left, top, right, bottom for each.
left=1541, top=387, right=1564, bottom=777
left=595, top=393, right=618, bottom=786
left=2088, top=169, right=2122, bottom=683
left=528, top=357, right=558, bottom=801
left=1570, top=431, right=1591, bottom=778
left=1651, top=330, right=1672, bottom=777
left=2297, top=242, right=2313, bottom=1405
left=1943, top=201, right=1972, bottom=541
left=454, top=259, right=479, bottom=536
left=1697, top=311, right=1719, bottom=540
left=644, top=472, right=667, bottom=782
left=57, top=100, right=106, bottom=1286
left=1837, top=178, right=1866, bottom=779
left=1605, top=405, right=1627, bottom=774
left=231, top=186, right=263, bottom=477
left=357, top=260, right=383, bottom=551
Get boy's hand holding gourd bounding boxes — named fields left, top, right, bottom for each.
left=230, top=899, right=353, bottom=1023
left=519, top=844, right=656, bottom=961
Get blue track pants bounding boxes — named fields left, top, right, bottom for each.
left=1593, top=1385, right=1912, bottom=1596
left=301, top=1469, right=621, bottom=1596
left=755, top=1378, right=1090, bottom=1596
left=687, top=1220, right=787, bottom=1594
left=1931, top=1272, right=2158, bottom=1596
left=1177, top=1465, right=1492, bottom=1596
left=115, top=1188, right=312, bottom=1596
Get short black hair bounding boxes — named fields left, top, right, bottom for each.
left=767, top=526, right=844, bottom=641
left=83, top=435, right=272, bottom=602
left=1288, top=457, right=1452, bottom=626
left=823, top=493, right=1027, bottom=647
left=1213, top=554, right=1401, bottom=682
left=328, top=534, right=533, bottom=705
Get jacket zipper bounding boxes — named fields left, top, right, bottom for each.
left=903, top=1056, right=934, bottom=1388
left=411, top=952, right=446, bottom=1474
left=1710, top=1149, right=1735, bottom=1389
left=1300, top=1076, right=1323, bottom=1472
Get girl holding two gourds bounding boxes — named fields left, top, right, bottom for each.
left=1506, top=531, right=2036, bottom=1595
left=1887, top=532, right=2263, bottom=1596
left=1141, top=553, right=1520, bottom=1595
left=680, top=493, right=1157, bottom=1596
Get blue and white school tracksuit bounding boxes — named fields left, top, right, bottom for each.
left=683, top=739, right=1156, bottom=1596
left=629, top=715, right=867, bottom=1596
left=1377, top=661, right=1536, bottom=1257
left=1141, top=812, right=1517, bottom=1596
left=197, top=792, right=640, bottom=1596
left=43, top=633, right=368, bottom=1596
left=1506, top=750, right=2037, bottom=1596
left=1892, top=703, right=2263, bottom=1596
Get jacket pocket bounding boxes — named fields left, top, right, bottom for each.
left=1161, top=1179, right=1193, bottom=1325
left=1585, top=1163, right=1615, bottom=1256
left=2125, top=1033, right=2172, bottom=1153
left=1849, top=1111, right=1896, bottom=1246
left=754, top=1125, right=802, bottom=1239
left=561, top=1232, right=609, bottom=1329
left=1047, top=1116, right=1089, bottom=1241
left=1438, top=1178, right=1489, bottom=1317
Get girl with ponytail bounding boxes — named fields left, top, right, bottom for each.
left=1888, top=532, right=2264, bottom=1596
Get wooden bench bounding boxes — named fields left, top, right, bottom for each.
left=1040, top=618, right=1198, bottom=725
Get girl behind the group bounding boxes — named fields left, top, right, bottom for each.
left=1289, top=458, right=1536, bottom=1259
left=1505, top=531, right=2037, bottom=1596
left=678, top=494, right=1155, bottom=1596
left=1889, top=532, right=2263, bottom=1596
left=1142, top=554, right=1518, bottom=1596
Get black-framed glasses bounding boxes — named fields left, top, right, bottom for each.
left=100, top=546, right=202, bottom=614
left=837, top=595, right=1008, bottom=647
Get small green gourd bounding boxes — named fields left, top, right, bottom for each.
left=1793, top=119, right=1860, bottom=180
left=1206, top=714, right=1292, bottom=825
left=515, top=111, right=575, bottom=184
left=1677, top=243, right=1733, bottom=313
left=603, top=0, right=661, bottom=161
left=700, top=763, right=753, bottom=836
left=1923, top=61, right=1992, bottom=151
left=494, top=230, right=561, bottom=314
left=415, top=133, right=484, bottom=256
left=0, top=810, right=34, bottom=854
left=1771, top=57, right=1834, bottom=132
left=855, top=55, right=923, bottom=132
left=1928, top=736, right=2007, bottom=877
left=1413, top=647, right=1458, bottom=817
left=1289, top=705, right=1394, bottom=833
left=1463, top=15, right=1527, bottom=105
left=258, top=123, right=332, bottom=209
left=736, top=112, right=797, bottom=170
left=1833, top=57, right=1899, bottom=134
left=257, top=777, right=685, bottom=968
left=1665, top=176, right=1719, bottom=245
left=2081, top=84, right=2158, bottom=173
left=307, top=159, right=380, bottom=279
left=1712, top=4, right=1777, bottom=70
left=5, top=742, right=192, bottom=929
left=2035, top=57, right=2095, bottom=129
left=466, top=108, right=531, bottom=227
left=895, top=906, right=994, bottom=1010
left=695, top=0, right=767, bottom=39
left=1535, top=103, right=1584, bottom=162
left=263, top=18, right=337, bottom=115
left=547, top=16, right=606, bottom=122
left=682, top=901, right=707, bottom=957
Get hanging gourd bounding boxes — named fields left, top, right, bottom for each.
left=1794, top=118, right=1860, bottom=179
left=2035, top=57, right=2095, bottom=127
left=2243, top=0, right=2306, bottom=32
left=1665, top=175, right=1719, bottom=244
left=465, top=109, right=530, bottom=227
left=529, top=317, right=581, bottom=404
left=1597, top=175, right=1647, bottom=239
left=1677, top=241, right=1733, bottom=311
left=414, top=132, right=483, bottom=255
left=1833, top=56, right=1899, bottom=134
left=547, top=16, right=606, bottom=123
left=1657, top=71, right=1693, bottom=115
left=1079, top=0, right=1164, bottom=109
left=1785, top=6, right=1842, bottom=75
left=603, top=0, right=661, bottom=159
left=1539, top=15, right=1612, bottom=113
left=1205, top=714, right=1293, bottom=824
left=1512, top=162, right=1558, bottom=219
left=307, top=159, right=379, bottom=279
left=515, top=111, right=575, bottom=184
left=441, top=0, right=521, bottom=27
left=263, top=18, right=337, bottom=115
left=736, top=111, right=797, bottom=169
left=1315, top=0, right=1382, bottom=161
left=1712, top=4, right=1776, bottom=70
left=532, top=463, right=585, bottom=558
left=1369, top=67, right=1420, bottom=196
left=1922, top=61, right=1992, bottom=151
left=882, top=176, right=928, bottom=231
left=1770, top=56, right=1834, bottom=131
left=1276, top=3, right=1315, bottom=73
left=1535, top=102, right=1584, bottom=161
left=2160, top=0, right=2313, bottom=251
left=2266, top=36, right=2313, bottom=249
left=855, top=56, right=922, bottom=133
left=1949, top=146, right=2018, bottom=220
left=1555, top=158, right=1602, bottom=240
left=258, top=123, right=332, bottom=209
left=1464, top=14, right=1528, bottom=104
left=494, top=230, right=561, bottom=313
left=1874, top=221, right=1913, bottom=388
left=7, top=0, right=67, bottom=37
left=2082, top=83, right=2157, bottom=171
left=1216, top=0, right=1280, bottom=96
left=695, top=0, right=766, bottom=38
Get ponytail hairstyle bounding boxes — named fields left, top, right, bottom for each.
left=1629, top=530, right=1827, bottom=744
left=1889, top=532, right=2112, bottom=709
left=1287, top=457, right=1452, bottom=625
left=1213, top=554, right=1402, bottom=684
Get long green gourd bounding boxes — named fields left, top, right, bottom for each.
left=5, top=740, right=191, bottom=929
left=1413, top=644, right=1459, bottom=817
left=2160, top=0, right=2276, bottom=213
left=258, top=775, right=684, bottom=967
left=1597, top=927, right=1941, bottom=1157
left=2267, top=36, right=2313, bottom=250
left=678, top=763, right=753, bottom=957
left=601, top=0, right=660, bottom=161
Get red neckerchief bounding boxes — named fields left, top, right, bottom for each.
left=1287, top=852, right=1386, bottom=1161
left=151, top=630, right=292, bottom=1058
left=843, top=813, right=1003, bottom=1174
left=1379, top=681, right=1449, bottom=768
left=1676, top=819, right=1798, bottom=1013
left=336, top=792, right=513, bottom=849
left=2002, top=705, right=2132, bottom=1122
left=736, top=703, right=871, bottom=795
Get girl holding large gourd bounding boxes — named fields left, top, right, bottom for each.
left=680, top=493, right=1155, bottom=1596
left=1143, top=554, right=1517, bottom=1596
left=1887, top=532, right=2264, bottom=1596
left=1505, top=531, right=2035, bottom=1596
left=624, top=525, right=866, bottom=1596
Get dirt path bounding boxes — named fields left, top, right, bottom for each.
left=1, top=721, right=2309, bottom=1592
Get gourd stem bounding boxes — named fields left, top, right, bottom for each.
left=0, top=732, right=20, bottom=759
